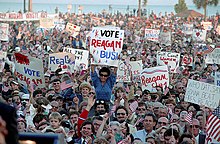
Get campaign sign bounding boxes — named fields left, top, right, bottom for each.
left=140, top=65, right=169, bottom=92
left=48, top=52, right=75, bottom=72
left=205, top=46, right=220, bottom=64
left=40, top=18, right=55, bottom=29
left=63, top=47, right=89, bottom=70
left=159, top=32, right=171, bottom=45
left=181, top=55, right=193, bottom=66
left=0, top=51, right=7, bottom=72
left=144, top=29, right=160, bottom=41
left=201, top=22, right=213, bottom=31
left=117, top=60, right=142, bottom=82
left=185, top=79, right=220, bottom=109
left=192, top=29, right=207, bottom=42
left=0, top=23, right=9, bottom=41
left=214, top=72, right=220, bottom=86
left=54, top=19, right=65, bottom=30
left=65, top=23, right=80, bottom=38
left=182, top=24, right=193, bottom=35
left=90, top=27, right=124, bottom=67
left=14, top=53, right=45, bottom=88
left=157, top=52, right=180, bottom=73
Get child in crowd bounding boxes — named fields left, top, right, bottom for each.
left=41, top=112, right=67, bottom=137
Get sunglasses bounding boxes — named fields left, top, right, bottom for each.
left=53, top=82, right=60, bottom=85
left=52, top=105, right=58, bottom=109
left=158, top=122, right=168, bottom=125
left=96, top=100, right=105, bottom=104
left=116, top=113, right=126, bottom=116
left=138, top=108, right=146, bottom=111
left=89, top=92, right=95, bottom=95
left=190, top=125, right=199, bottom=128
left=100, top=74, right=108, bottom=77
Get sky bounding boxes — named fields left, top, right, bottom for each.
left=0, top=0, right=196, bottom=5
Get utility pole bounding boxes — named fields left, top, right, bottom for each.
left=24, top=0, right=26, bottom=13
left=28, top=0, right=32, bottom=12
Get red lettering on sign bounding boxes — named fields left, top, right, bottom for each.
left=14, top=53, right=30, bottom=65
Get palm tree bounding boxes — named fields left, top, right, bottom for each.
left=193, top=0, right=219, bottom=19
left=138, top=0, right=147, bottom=17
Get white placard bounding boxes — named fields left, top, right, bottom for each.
left=117, top=60, right=142, bottom=82
left=157, top=52, right=180, bottom=73
left=0, top=51, right=7, bottom=72
left=63, top=47, right=89, bottom=70
left=183, top=24, right=193, bottom=35
left=90, top=27, right=124, bottom=67
left=14, top=53, right=45, bottom=88
left=48, top=52, right=75, bottom=72
left=185, top=79, right=220, bottom=109
left=0, top=23, right=9, bottom=41
left=140, top=65, right=169, bottom=92
left=192, top=29, right=207, bottom=42
left=145, top=29, right=160, bottom=41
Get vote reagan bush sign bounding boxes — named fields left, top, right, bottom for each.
left=90, top=27, right=124, bottom=67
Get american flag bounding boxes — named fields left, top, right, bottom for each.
left=133, top=117, right=144, bottom=127
left=184, top=112, right=193, bottom=125
left=163, top=87, right=169, bottom=95
left=205, top=106, right=220, bottom=143
left=60, top=79, right=73, bottom=90
left=203, top=45, right=215, bottom=55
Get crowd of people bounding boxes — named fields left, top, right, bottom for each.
left=0, top=9, right=220, bottom=144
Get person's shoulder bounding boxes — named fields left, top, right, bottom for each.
left=133, top=129, right=145, bottom=135
left=0, top=102, right=15, bottom=112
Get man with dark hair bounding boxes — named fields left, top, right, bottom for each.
left=164, top=128, right=180, bottom=144
left=75, top=121, right=95, bottom=144
left=94, top=99, right=108, bottom=116
left=132, top=112, right=157, bottom=142
left=92, top=116, right=103, bottom=134
left=178, top=133, right=194, bottom=144
left=115, top=106, right=137, bottom=133
left=33, top=89, right=43, bottom=100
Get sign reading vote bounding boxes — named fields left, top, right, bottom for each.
left=63, top=47, right=89, bottom=70
left=157, top=52, right=180, bottom=73
left=48, top=52, right=75, bottom=72
left=140, top=65, right=169, bottom=92
left=14, top=53, right=45, bottom=88
left=90, top=27, right=124, bottom=67
left=185, top=79, right=220, bottom=109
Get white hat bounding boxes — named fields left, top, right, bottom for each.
left=15, top=47, right=21, bottom=52
left=21, top=94, right=30, bottom=100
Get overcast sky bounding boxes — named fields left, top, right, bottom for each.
left=1, top=0, right=196, bottom=5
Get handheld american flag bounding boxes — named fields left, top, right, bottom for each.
left=205, top=106, right=220, bottom=144
left=60, top=79, right=73, bottom=90
left=203, top=45, right=215, bottom=55
left=184, top=112, right=193, bottom=125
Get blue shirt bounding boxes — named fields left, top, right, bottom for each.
left=91, top=71, right=116, bottom=101
left=132, top=129, right=155, bottom=142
